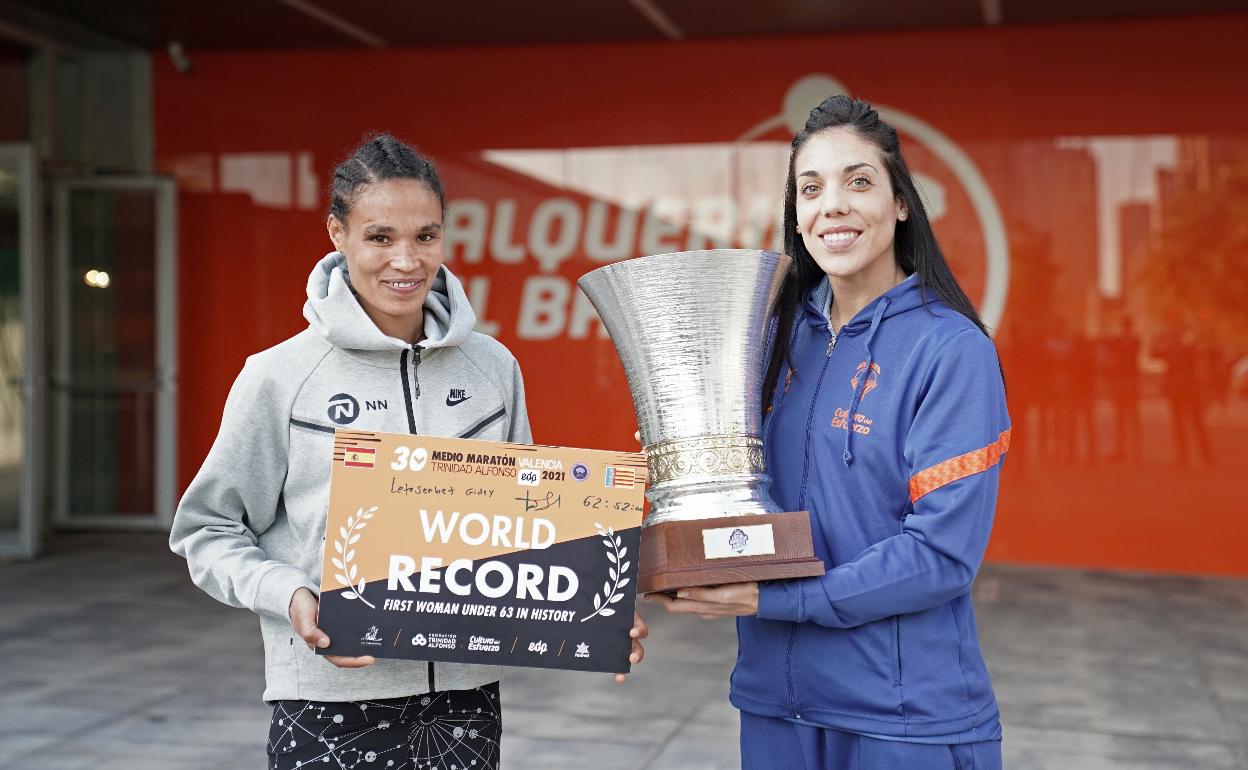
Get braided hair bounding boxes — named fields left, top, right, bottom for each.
left=328, top=133, right=445, bottom=225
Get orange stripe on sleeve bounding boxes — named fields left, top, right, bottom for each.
left=909, top=429, right=1012, bottom=504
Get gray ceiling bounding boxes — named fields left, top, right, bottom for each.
left=2, top=0, right=1245, bottom=51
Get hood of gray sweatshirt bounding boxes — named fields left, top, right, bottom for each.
left=303, top=251, right=475, bottom=352
left=171, top=252, right=531, bottom=702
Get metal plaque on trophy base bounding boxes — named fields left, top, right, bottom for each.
left=578, top=249, right=826, bottom=594
left=636, top=512, right=824, bottom=594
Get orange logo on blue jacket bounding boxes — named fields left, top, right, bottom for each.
left=851, top=362, right=881, bottom=399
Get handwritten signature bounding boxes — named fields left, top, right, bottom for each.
left=515, top=490, right=562, bottom=512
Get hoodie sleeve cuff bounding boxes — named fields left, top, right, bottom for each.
left=253, top=564, right=319, bottom=623
left=756, top=578, right=806, bottom=623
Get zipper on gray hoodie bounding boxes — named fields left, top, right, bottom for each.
left=170, top=252, right=532, bottom=702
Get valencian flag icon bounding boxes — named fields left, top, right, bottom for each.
left=605, top=465, right=636, bottom=488
left=344, top=447, right=376, bottom=469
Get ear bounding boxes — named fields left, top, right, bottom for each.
left=327, top=214, right=345, bottom=252
left=896, top=198, right=908, bottom=222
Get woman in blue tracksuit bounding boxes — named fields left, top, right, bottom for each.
left=650, top=96, right=1009, bottom=768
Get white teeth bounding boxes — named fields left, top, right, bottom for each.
left=821, top=231, right=858, bottom=248
left=386, top=281, right=418, bottom=288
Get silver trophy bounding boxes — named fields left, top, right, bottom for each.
left=578, top=249, right=825, bottom=593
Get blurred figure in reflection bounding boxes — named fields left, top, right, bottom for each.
left=999, top=324, right=1035, bottom=468
left=1204, top=339, right=1231, bottom=411
left=1069, top=329, right=1097, bottom=462
left=1155, top=321, right=1215, bottom=467
left=1106, top=318, right=1142, bottom=462
left=1042, top=320, right=1076, bottom=461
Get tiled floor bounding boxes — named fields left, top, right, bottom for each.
left=1, top=534, right=1246, bottom=769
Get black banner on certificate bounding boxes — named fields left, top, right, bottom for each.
left=317, top=430, right=647, bottom=674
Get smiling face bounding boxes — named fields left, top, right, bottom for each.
left=327, top=179, right=445, bottom=343
left=793, top=127, right=908, bottom=291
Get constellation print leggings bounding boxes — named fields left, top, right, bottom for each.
left=267, top=682, right=501, bottom=770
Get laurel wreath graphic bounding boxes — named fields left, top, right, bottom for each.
left=580, top=523, right=630, bottom=622
left=332, top=506, right=377, bottom=608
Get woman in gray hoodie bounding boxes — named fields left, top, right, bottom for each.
left=170, top=134, right=647, bottom=769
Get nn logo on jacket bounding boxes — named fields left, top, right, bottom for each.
left=328, top=393, right=359, bottom=425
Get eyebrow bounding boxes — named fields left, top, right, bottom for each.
left=797, top=163, right=879, bottom=179
left=361, top=222, right=443, bottom=234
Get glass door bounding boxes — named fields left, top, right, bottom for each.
left=50, top=177, right=177, bottom=529
left=0, top=144, right=40, bottom=558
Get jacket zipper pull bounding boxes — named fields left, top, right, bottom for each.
left=412, top=345, right=421, bottom=398
left=826, top=328, right=838, bottom=356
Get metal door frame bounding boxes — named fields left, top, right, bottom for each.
left=0, top=144, right=41, bottom=558
left=51, top=175, right=177, bottom=530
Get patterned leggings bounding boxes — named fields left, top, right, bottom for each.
left=267, top=682, right=501, bottom=770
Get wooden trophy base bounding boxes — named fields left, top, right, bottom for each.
left=637, top=511, right=826, bottom=595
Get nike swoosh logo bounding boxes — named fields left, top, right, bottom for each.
left=446, top=394, right=472, bottom=407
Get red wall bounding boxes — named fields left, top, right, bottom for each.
left=156, top=14, right=1248, bottom=576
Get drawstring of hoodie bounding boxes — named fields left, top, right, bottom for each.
left=843, top=297, right=889, bottom=467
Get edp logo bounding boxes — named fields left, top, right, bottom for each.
left=517, top=470, right=540, bottom=487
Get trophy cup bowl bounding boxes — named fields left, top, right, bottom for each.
left=577, top=249, right=825, bottom=594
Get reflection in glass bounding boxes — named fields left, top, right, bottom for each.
left=54, top=189, right=158, bottom=518
left=0, top=161, right=21, bottom=535
left=439, top=131, right=1248, bottom=573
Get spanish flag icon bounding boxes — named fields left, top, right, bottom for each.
left=344, top=447, right=376, bottom=469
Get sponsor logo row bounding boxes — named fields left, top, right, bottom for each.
left=361, top=627, right=592, bottom=660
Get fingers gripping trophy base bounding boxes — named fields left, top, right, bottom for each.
left=637, top=511, right=825, bottom=594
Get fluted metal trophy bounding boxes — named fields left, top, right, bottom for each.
left=578, top=249, right=825, bottom=594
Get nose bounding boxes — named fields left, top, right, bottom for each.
left=389, top=243, right=418, bottom=271
left=820, top=187, right=850, bottom=217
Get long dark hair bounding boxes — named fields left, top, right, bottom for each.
left=762, top=95, right=989, bottom=409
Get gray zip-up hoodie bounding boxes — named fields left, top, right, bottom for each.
left=170, top=252, right=531, bottom=702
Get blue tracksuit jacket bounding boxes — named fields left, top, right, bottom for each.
left=731, top=274, right=1010, bottom=739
